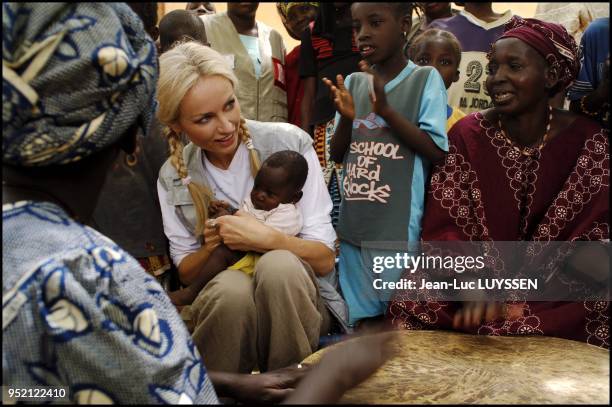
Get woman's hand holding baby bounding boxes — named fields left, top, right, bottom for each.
left=215, top=210, right=283, bottom=252
left=203, top=221, right=223, bottom=252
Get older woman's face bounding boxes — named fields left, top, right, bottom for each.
left=172, top=75, right=241, bottom=157
left=485, top=37, right=551, bottom=115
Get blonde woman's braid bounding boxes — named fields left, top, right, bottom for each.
left=167, top=129, right=188, bottom=179
left=239, top=117, right=261, bottom=177
left=165, top=128, right=214, bottom=239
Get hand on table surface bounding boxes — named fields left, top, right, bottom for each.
left=453, top=301, right=525, bottom=329
left=232, top=364, right=312, bottom=404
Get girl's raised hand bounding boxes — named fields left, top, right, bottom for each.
left=322, top=74, right=355, bottom=120
left=358, top=60, right=390, bottom=118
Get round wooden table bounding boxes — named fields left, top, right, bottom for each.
left=302, top=330, right=609, bottom=404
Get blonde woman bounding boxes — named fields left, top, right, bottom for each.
left=156, top=42, right=348, bottom=374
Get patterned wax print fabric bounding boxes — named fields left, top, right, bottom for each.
left=2, top=201, right=219, bottom=404
left=388, top=113, right=610, bottom=348
left=276, top=2, right=319, bottom=20
left=313, top=118, right=343, bottom=229
left=497, top=16, right=580, bottom=91
left=2, top=2, right=157, bottom=167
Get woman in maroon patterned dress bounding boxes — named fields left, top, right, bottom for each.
left=388, top=17, right=609, bottom=348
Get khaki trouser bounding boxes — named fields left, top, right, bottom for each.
left=181, top=250, right=332, bottom=373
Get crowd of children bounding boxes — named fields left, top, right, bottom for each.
left=3, top=1, right=610, bottom=404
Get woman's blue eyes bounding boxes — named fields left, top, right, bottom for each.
left=197, top=101, right=235, bottom=124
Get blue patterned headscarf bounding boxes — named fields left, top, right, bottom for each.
left=2, top=3, right=158, bottom=166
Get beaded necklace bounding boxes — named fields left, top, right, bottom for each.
left=497, top=105, right=553, bottom=157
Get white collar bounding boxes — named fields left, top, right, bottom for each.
left=459, top=9, right=513, bottom=30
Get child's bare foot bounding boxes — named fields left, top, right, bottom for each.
left=168, top=288, right=196, bottom=307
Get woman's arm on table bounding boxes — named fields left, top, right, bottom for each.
left=209, top=364, right=309, bottom=404
left=209, top=332, right=397, bottom=404
left=284, top=332, right=398, bottom=404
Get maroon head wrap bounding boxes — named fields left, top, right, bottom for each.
left=492, top=16, right=580, bottom=90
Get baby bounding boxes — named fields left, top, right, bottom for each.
left=169, top=150, right=308, bottom=306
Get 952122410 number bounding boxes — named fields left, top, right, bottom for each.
left=3, top=386, right=69, bottom=402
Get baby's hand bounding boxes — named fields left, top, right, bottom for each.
left=322, top=74, right=355, bottom=120
left=209, top=200, right=232, bottom=218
